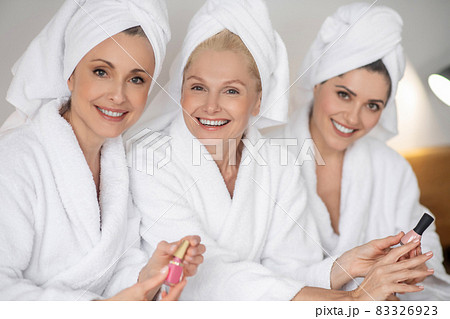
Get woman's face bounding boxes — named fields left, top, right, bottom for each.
left=67, top=32, right=155, bottom=141
left=181, top=49, right=261, bottom=143
left=310, top=68, right=390, bottom=152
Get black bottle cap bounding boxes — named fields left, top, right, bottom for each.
left=413, top=213, right=434, bottom=236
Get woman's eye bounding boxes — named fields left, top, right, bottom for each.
left=367, top=103, right=380, bottom=111
left=337, top=91, right=349, bottom=99
left=191, top=85, right=204, bottom=91
left=226, top=89, right=239, bottom=95
left=94, top=69, right=107, bottom=77
left=131, top=77, right=144, bottom=84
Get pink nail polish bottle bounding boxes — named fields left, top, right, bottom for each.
left=161, top=240, right=189, bottom=294
left=401, top=213, right=434, bottom=245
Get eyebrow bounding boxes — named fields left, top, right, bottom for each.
left=335, top=85, right=386, bottom=105
left=91, top=59, right=148, bottom=75
left=335, top=85, right=356, bottom=97
left=91, top=59, right=114, bottom=68
left=223, top=79, right=246, bottom=86
left=186, top=75, right=246, bottom=86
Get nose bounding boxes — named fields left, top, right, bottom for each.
left=108, top=81, right=126, bottom=105
left=203, top=92, right=221, bottom=114
left=345, top=104, right=361, bottom=126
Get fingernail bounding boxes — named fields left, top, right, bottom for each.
left=418, top=285, right=424, bottom=290
left=170, top=244, right=177, bottom=251
left=427, top=268, right=434, bottom=272
left=425, top=251, right=433, bottom=257
left=160, top=266, right=168, bottom=274
left=413, top=238, right=420, bottom=243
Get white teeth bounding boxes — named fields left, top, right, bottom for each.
left=199, top=118, right=229, bottom=126
left=332, top=119, right=355, bottom=134
left=97, top=107, right=124, bottom=117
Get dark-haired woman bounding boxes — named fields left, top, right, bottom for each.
left=284, top=3, right=450, bottom=300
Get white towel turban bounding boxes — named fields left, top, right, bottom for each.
left=2, top=0, right=170, bottom=132
left=293, top=2, right=405, bottom=141
left=138, top=0, right=289, bottom=132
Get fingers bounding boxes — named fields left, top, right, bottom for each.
left=161, top=278, right=187, bottom=301
left=180, top=235, right=202, bottom=247
left=377, top=232, right=404, bottom=249
left=183, top=261, right=203, bottom=277
left=385, top=294, right=400, bottom=301
left=184, top=254, right=204, bottom=265
left=139, top=266, right=169, bottom=295
left=388, top=266, right=433, bottom=284
left=381, top=239, right=421, bottom=264
left=155, top=240, right=177, bottom=256
left=391, top=283, right=425, bottom=295
left=398, top=251, right=433, bottom=270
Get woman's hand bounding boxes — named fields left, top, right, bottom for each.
left=102, top=267, right=187, bottom=301
left=331, top=232, right=405, bottom=289
left=139, top=235, right=205, bottom=282
left=401, top=245, right=430, bottom=285
left=350, top=240, right=434, bottom=301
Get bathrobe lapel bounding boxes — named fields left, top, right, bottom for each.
left=334, top=139, right=373, bottom=255
left=35, top=101, right=129, bottom=290
left=169, top=114, right=272, bottom=258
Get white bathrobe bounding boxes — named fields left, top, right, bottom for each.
left=286, top=105, right=450, bottom=300
left=129, top=114, right=331, bottom=300
left=0, top=101, right=146, bottom=300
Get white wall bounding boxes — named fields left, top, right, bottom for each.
left=1, top=0, right=449, bottom=151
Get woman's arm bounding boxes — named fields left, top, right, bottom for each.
left=295, top=240, right=433, bottom=301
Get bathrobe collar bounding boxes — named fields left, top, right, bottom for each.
left=35, top=100, right=129, bottom=252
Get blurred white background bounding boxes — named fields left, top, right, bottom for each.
left=1, top=0, right=449, bottom=151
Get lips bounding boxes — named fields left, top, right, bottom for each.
left=195, top=117, right=231, bottom=131
left=95, top=105, right=128, bottom=121
left=331, top=119, right=358, bottom=137
left=197, top=118, right=230, bottom=127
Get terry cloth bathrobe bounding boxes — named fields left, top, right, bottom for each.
left=0, top=0, right=170, bottom=300
left=128, top=0, right=330, bottom=300
left=284, top=3, right=450, bottom=300
left=130, top=114, right=326, bottom=300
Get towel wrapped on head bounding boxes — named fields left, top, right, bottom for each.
left=2, top=0, right=171, bottom=132
left=132, top=0, right=290, bottom=134
left=292, top=2, right=405, bottom=141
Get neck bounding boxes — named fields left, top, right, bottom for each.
left=205, top=138, right=243, bottom=197
left=206, top=138, right=243, bottom=170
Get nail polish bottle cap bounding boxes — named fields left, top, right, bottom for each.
left=174, top=240, right=190, bottom=260
left=413, top=213, right=434, bottom=235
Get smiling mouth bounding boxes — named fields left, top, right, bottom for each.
left=197, top=118, right=230, bottom=127
left=331, top=119, right=358, bottom=134
left=96, top=106, right=127, bottom=118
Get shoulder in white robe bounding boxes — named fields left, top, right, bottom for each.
left=284, top=105, right=450, bottom=300
left=129, top=114, right=331, bottom=300
left=0, top=101, right=146, bottom=300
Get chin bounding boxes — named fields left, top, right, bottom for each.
left=327, top=137, right=352, bottom=152
left=97, top=128, right=124, bottom=139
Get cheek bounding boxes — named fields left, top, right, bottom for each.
left=319, top=94, right=340, bottom=117
left=180, top=92, right=200, bottom=112
left=362, top=111, right=383, bottom=130
left=129, top=89, right=149, bottom=112
left=71, top=77, right=101, bottom=105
